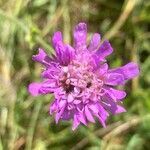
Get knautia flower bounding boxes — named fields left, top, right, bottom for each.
left=28, top=23, right=139, bottom=130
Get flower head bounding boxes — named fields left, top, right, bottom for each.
left=28, top=23, right=139, bottom=130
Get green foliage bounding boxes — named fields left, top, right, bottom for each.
left=0, top=0, right=150, bottom=149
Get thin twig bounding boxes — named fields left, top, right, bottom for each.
left=71, top=121, right=122, bottom=150
left=14, top=137, right=25, bottom=150
left=103, top=117, right=140, bottom=141
left=25, top=100, right=42, bottom=150
left=71, top=114, right=150, bottom=150
left=103, top=0, right=137, bottom=41
left=43, top=7, right=65, bottom=36
left=101, top=114, right=150, bottom=150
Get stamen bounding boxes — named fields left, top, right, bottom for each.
left=65, top=84, right=74, bottom=93
left=86, top=82, right=92, bottom=88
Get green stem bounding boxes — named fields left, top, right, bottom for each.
left=25, top=100, right=42, bottom=150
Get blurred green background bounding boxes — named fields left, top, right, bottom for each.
left=0, top=0, right=150, bottom=150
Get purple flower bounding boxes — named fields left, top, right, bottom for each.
left=28, top=23, right=139, bottom=130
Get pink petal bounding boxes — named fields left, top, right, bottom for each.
left=89, top=104, right=99, bottom=114
left=105, top=87, right=126, bottom=101
left=78, top=111, right=87, bottom=125
left=105, top=73, right=125, bottom=85
left=113, top=105, right=126, bottom=114
left=61, top=110, right=72, bottom=120
left=55, top=42, right=75, bottom=65
left=32, top=48, right=52, bottom=66
left=89, top=103, right=108, bottom=124
left=96, top=63, right=108, bottom=75
left=109, top=62, right=139, bottom=80
left=73, top=100, right=81, bottom=105
left=85, top=106, right=95, bottom=123
left=95, top=113, right=106, bottom=128
left=72, top=114, right=80, bottom=130
left=52, top=31, right=63, bottom=48
left=96, top=40, right=113, bottom=59
left=28, top=83, right=42, bottom=96
left=88, top=33, right=101, bottom=51
left=49, top=100, right=57, bottom=114
left=73, top=22, right=87, bottom=50
left=97, top=104, right=109, bottom=121
left=55, top=102, right=66, bottom=124
left=67, top=94, right=74, bottom=103
left=101, top=94, right=126, bottom=115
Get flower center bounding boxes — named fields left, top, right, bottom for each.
left=59, top=56, right=104, bottom=96
left=64, top=84, right=74, bottom=94
left=86, top=82, right=92, bottom=88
